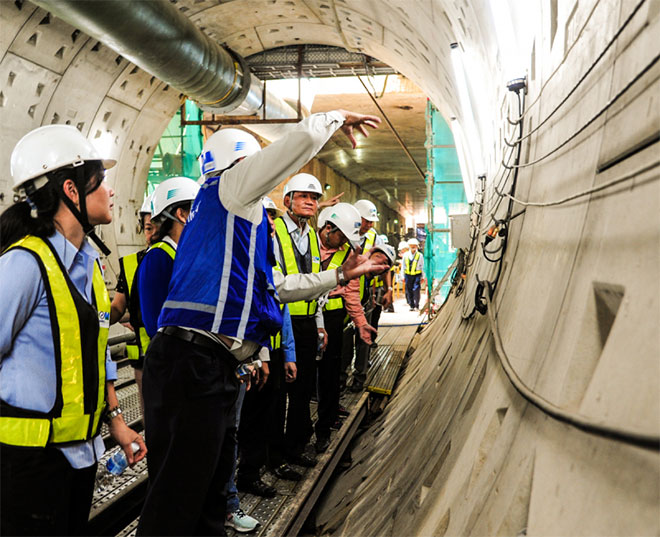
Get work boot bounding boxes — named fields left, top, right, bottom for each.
left=315, top=436, right=331, bottom=454
left=236, top=478, right=277, bottom=498
left=272, top=463, right=302, bottom=481
left=350, top=380, right=364, bottom=393
left=285, top=451, right=317, bottom=467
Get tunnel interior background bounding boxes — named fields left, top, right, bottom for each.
left=0, top=0, right=658, bottom=535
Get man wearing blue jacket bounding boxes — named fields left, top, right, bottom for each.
left=137, top=109, right=383, bottom=536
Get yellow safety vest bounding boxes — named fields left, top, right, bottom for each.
left=119, top=251, right=150, bottom=361
left=273, top=218, right=320, bottom=317
left=323, top=244, right=351, bottom=311
left=270, top=303, right=285, bottom=350
left=0, top=236, right=109, bottom=447
left=362, top=228, right=377, bottom=253
left=271, top=331, right=281, bottom=350
left=404, top=251, right=422, bottom=275
left=134, top=241, right=176, bottom=352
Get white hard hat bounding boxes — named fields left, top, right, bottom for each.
left=324, top=202, right=362, bottom=247
left=371, top=244, right=396, bottom=265
left=354, top=199, right=379, bottom=222
left=200, top=128, right=261, bottom=176
left=139, top=193, right=153, bottom=215
left=317, top=206, right=333, bottom=229
left=151, top=176, right=200, bottom=219
left=398, top=240, right=409, bottom=251
left=408, top=238, right=419, bottom=247
left=379, top=234, right=389, bottom=244
left=283, top=173, right=323, bottom=200
left=10, top=124, right=116, bottom=192
left=262, top=196, right=282, bottom=217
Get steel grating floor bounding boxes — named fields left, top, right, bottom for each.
left=100, top=324, right=418, bottom=536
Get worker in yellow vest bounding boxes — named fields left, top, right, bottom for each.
left=404, top=237, right=424, bottom=311
left=110, top=193, right=155, bottom=407
left=273, top=173, right=325, bottom=467
left=0, top=125, right=146, bottom=535
left=315, top=203, right=375, bottom=452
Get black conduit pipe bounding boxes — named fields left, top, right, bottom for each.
left=33, top=0, right=252, bottom=111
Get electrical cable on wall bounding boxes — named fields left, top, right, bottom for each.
left=505, top=52, right=660, bottom=170
left=510, top=0, right=647, bottom=124
left=484, top=287, right=660, bottom=451
left=505, top=159, right=660, bottom=207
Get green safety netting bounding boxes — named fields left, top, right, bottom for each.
left=425, top=100, right=469, bottom=303
left=146, top=100, right=204, bottom=195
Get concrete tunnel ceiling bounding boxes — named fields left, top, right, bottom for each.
left=0, top=0, right=518, bottom=261
left=166, top=0, right=503, bottom=219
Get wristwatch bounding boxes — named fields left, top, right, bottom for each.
left=104, top=406, right=123, bottom=423
left=336, top=266, right=348, bottom=286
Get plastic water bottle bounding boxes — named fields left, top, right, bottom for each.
left=236, top=359, right=262, bottom=377
left=105, top=442, right=140, bottom=476
left=315, top=332, right=325, bottom=361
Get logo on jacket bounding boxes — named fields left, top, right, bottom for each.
left=98, top=310, right=110, bottom=328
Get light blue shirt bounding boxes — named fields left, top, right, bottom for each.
left=0, top=231, right=117, bottom=468
left=281, top=304, right=296, bottom=363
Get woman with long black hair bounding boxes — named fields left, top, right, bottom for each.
left=0, top=125, right=146, bottom=536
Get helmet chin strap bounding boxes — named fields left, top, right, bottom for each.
left=161, top=209, right=186, bottom=225
left=51, top=166, right=111, bottom=256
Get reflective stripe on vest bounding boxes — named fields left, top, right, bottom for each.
left=0, top=236, right=109, bottom=447
left=149, top=241, right=176, bottom=260
left=362, top=228, right=377, bottom=253
left=119, top=251, right=150, bottom=360
left=133, top=241, right=176, bottom=355
left=404, top=252, right=422, bottom=275
left=274, top=218, right=320, bottom=316
left=271, top=331, right=282, bottom=350
left=323, top=245, right=350, bottom=311
left=359, top=274, right=367, bottom=305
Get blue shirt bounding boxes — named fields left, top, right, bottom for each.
left=281, top=304, right=296, bottom=363
left=0, top=231, right=117, bottom=468
left=137, top=240, right=176, bottom=338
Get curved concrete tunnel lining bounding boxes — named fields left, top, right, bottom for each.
left=0, top=1, right=658, bottom=534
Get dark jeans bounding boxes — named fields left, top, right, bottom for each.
left=316, top=309, right=346, bottom=439
left=285, top=316, right=317, bottom=454
left=0, top=444, right=96, bottom=536
left=137, top=332, right=239, bottom=536
left=405, top=273, right=422, bottom=308
left=237, top=350, right=281, bottom=482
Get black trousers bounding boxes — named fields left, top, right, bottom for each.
left=0, top=444, right=96, bottom=536
left=316, top=309, right=346, bottom=439
left=137, top=332, right=239, bottom=536
left=371, top=304, right=382, bottom=330
left=405, top=273, right=422, bottom=308
left=284, top=316, right=318, bottom=453
left=265, top=348, right=288, bottom=467
left=237, top=348, right=285, bottom=482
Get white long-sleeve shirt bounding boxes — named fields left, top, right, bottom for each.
left=207, top=111, right=346, bottom=357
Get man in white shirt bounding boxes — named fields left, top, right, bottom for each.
left=138, top=110, right=382, bottom=536
left=403, top=238, right=424, bottom=311
left=272, top=173, right=327, bottom=466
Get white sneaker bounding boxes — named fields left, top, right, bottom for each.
left=226, top=508, right=260, bottom=533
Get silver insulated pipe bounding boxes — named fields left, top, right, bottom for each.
left=32, top=0, right=297, bottom=119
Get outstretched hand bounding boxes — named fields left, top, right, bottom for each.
left=319, top=191, right=345, bottom=209
left=342, top=247, right=388, bottom=281
left=337, top=110, right=381, bottom=149
left=358, top=323, right=377, bottom=345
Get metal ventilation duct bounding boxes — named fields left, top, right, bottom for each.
left=32, top=0, right=297, bottom=119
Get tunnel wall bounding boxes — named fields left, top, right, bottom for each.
left=0, top=1, right=658, bottom=534
left=317, top=0, right=660, bottom=535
